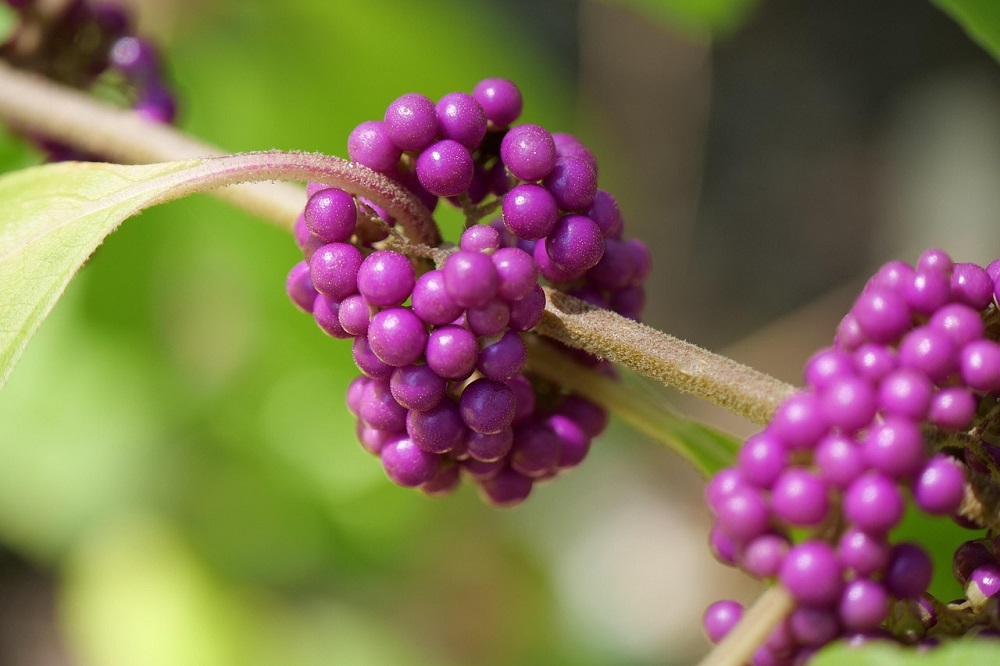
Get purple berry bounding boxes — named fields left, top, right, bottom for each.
left=770, top=393, right=827, bottom=450
left=741, top=534, right=789, bottom=579
left=443, top=251, right=499, bottom=308
left=913, top=454, right=966, bottom=515
left=384, top=93, right=438, bottom=152
left=502, top=183, right=559, bottom=240
left=348, top=120, right=401, bottom=172
left=357, top=250, right=416, bottom=307
left=460, top=225, right=501, bottom=253
left=510, top=420, right=561, bottom=478
left=929, top=303, right=985, bottom=347
left=381, top=437, right=440, bottom=487
left=838, top=528, right=890, bottom=577
left=928, top=387, right=977, bottom=430
left=425, top=325, right=479, bottom=379
left=953, top=540, right=994, bottom=585
left=917, top=248, right=953, bottom=273
left=878, top=368, right=933, bottom=420
left=587, top=190, right=623, bottom=238
left=839, top=579, right=888, bottom=632
left=884, top=543, right=933, bottom=599
left=737, top=432, right=788, bottom=489
left=337, top=294, right=372, bottom=336
left=951, top=262, right=994, bottom=309
left=304, top=187, right=357, bottom=243
left=416, top=139, right=475, bottom=197
left=465, top=429, right=514, bottom=463
left=714, top=486, right=770, bottom=543
left=842, top=472, right=905, bottom=534
left=390, top=365, right=446, bottom=411
left=804, top=347, right=855, bottom=389
left=500, top=123, right=556, bottom=182
left=359, top=379, right=407, bottom=432
left=862, top=416, right=925, bottom=479
left=814, top=433, right=866, bottom=489
left=477, top=331, right=527, bottom=381
left=492, top=247, right=539, bottom=302
left=472, top=78, right=522, bottom=127
left=406, top=400, right=466, bottom=454
left=771, top=469, right=830, bottom=527
left=436, top=92, right=487, bottom=149
left=779, top=541, right=844, bottom=606
left=545, top=214, right=605, bottom=275
left=543, top=156, right=598, bottom=211
left=479, top=467, right=533, bottom=507
left=550, top=413, right=591, bottom=469
left=853, top=287, right=911, bottom=344
left=960, top=340, right=1000, bottom=392
left=286, top=261, right=318, bottom=313
left=552, top=132, right=598, bottom=175
left=508, top=284, right=546, bottom=331
left=968, top=562, right=1000, bottom=599
left=352, top=335, right=393, bottom=379
left=853, top=343, right=896, bottom=383
left=313, top=295, right=350, bottom=339
left=703, top=600, right=743, bottom=643
left=905, top=270, right=950, bottom=315
left=412, top=270, right=464, bottom=325
left=309, top=242, right=362, bottom=301
left=897, top=326, right=957, bottom=382
left=460, top=379, right=516, bottom=435
left=466, top=299, right=510, bottom=336
left=820, top=376, right=877, bottom=432
left=367, top=308, right=428, bottom=367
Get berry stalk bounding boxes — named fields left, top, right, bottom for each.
left=0, top=59, right=795, bottom=427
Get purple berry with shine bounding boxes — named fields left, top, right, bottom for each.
left=508, top=284, right=546, bottom=332
left=384, top=92, right=438, bottom=152
left=737, top=432, right=787, bottom=489
left=953, top=541, right=995, bottom=586
left=500, top=123, right=556, bottom=181
left=304, top=188, right=357, bottom=243
left=929, top=303, right=985, bottom=347
left=460, top=379, right=516, bottom=435
left=929, top=387, right=977, bottom=430
left=853, top=287, right=911, bottom=343
left=534, top=238, right=581, bottom=283
left=460, top=225, right=500, bottom=253
left=309, top=242, right=362, bottom=301
left=348, top=120, right=401, bottom=172
left=715, top=486, right=770, bottom=543
left=770, top=393, right=827, bottom=450
left=551, top=413, right=591, bottom=469
left=443, top=251, right=499, bottom=308
left=472, top=78, right=522, bottom=127
left=839, top=579, right=889, bottom=632
left=709, top=524, right=738, bottom=566
left=772, top=469, right=830, bottom=527
left=703, top=600, right=743, bottom=643
left=869, top=260, right=915, bottom=291
left=381, top=437, right=440, bottom=487
left=357, top=250, right=416, bottom=307
left=416, top=139, right=474, bottom=197
left=814, top=433, right=865, bottom=489
left=552, top=132, right=599, bottom=175
left=502, top=183, right=559, bottom=240
left=863, top=416, right=925, bottom=479
left=951, top=262, right=994, bottom=309
left=821, top=376, right=877, bottom=432
left=897, top=326, right=957, bottom=382
left=843, top=472, right=905, bottom=535
left=914, top=454, right=966, bottom=515
left=960, top=340, right=1000, bottom=392
left=905, top=269, right=950, bottom=315
left=390, top=365, right=446, bottom=411
left=466, top=299, right=510, bottom=336
left=543, top=156, right=598, bottom=211
left=338, top=294, right=371, bottom=336
left=425, top=325, right=479, bottom=379
left=838, top=528, right=890, bottom=577
left=969, top=563, right=1000, bottom=599
left=412, top=270, right=464, bottom=325
left=741, top=534, right=789, bottom=579
left=878, top=368, right=933, bottom=420
left=918, top=248, right=953, bottom=273
left=435, top=92, right=487, bottom=149
left=367, top=308, right=428, bottom=367
left=492, top=247, right=538, bottom=302
left=804, top=347, right=855, bottom=390
left=853, top=343, right=896, bottom=383
left=546, top=214, right=605, bottom=275
left=780, top=541, right=844, bottom=607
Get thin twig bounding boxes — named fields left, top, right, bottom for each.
left=698, top=586, right=796, bottom=666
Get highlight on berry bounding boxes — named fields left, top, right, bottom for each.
left=285, top=78, right=651, bottom=507
left=704, top=249, right=1000, bottom=662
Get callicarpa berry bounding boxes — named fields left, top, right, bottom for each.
left=705, top=250, right=1000, bottom=659
left=287, top=78, right=655, bottom=506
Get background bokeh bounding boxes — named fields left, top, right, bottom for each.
left=2, top=0, right=1000, bottom=664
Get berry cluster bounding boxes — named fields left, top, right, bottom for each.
left=704, top=250, right=1000, bottom=662
left=285, top=78, right=651, bottom=506
left=1, top=0, right=176, bottom=160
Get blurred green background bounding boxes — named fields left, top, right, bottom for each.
left=2, top=0, right=1000, bottom=664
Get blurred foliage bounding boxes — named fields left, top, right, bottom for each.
left=935, top=0, right=1000, bottom=64
left=601, top=0, right=758, bottom=35
left=814, top=637, right=1000, bottom=665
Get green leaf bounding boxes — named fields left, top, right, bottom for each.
left=0, top=150, right=437, bottom=391
left=0, top=159, right=201, bottom=389
left=935, top=0, right=1000, bottom=63
left=812, top=638, right=1000, bottom=665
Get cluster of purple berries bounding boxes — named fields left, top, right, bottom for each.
left=285, top=78, right=651, bottom=506
left=704, top=249, right=1000, bottom=662
left=1, top=0, right=176, bottom=159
